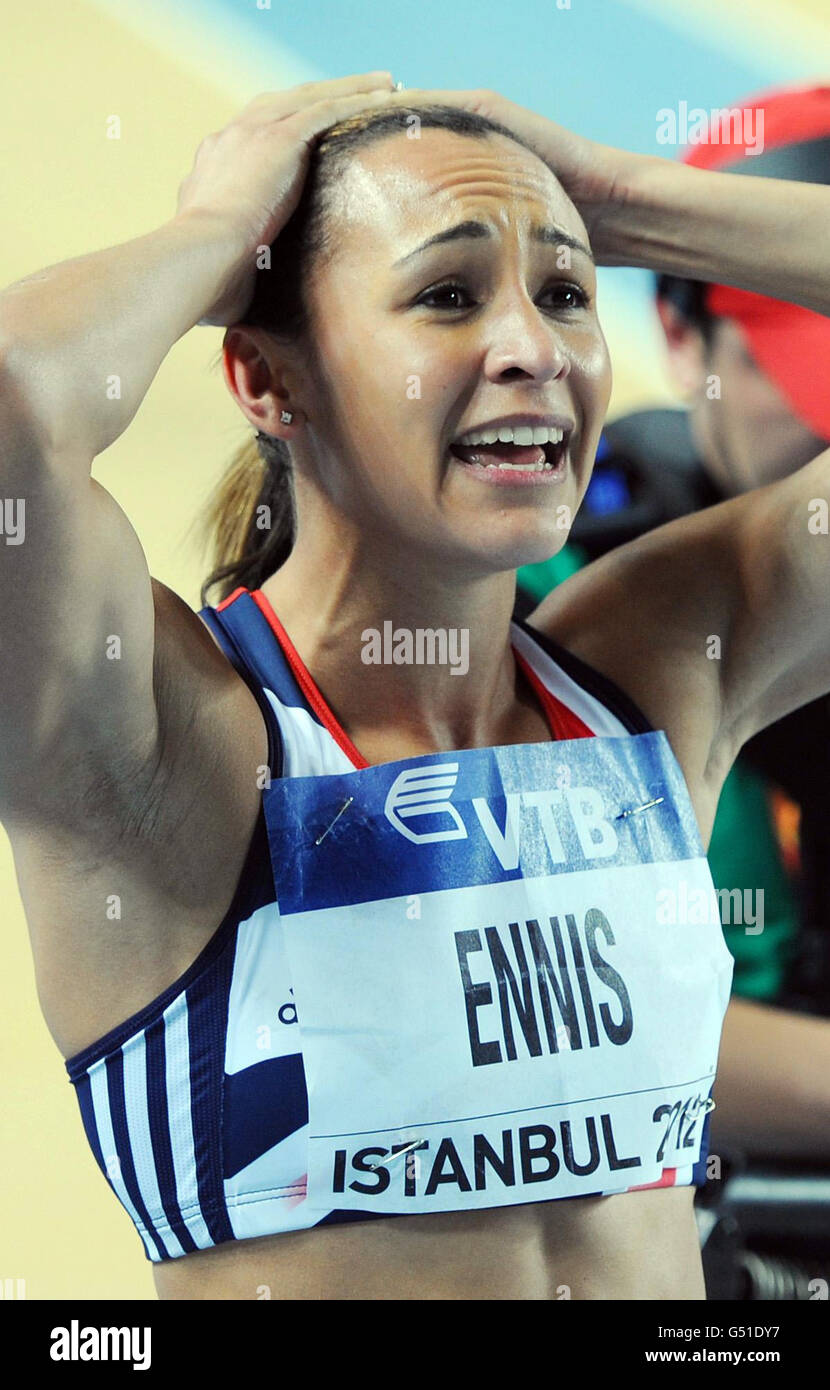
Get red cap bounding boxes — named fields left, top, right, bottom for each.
left=675, top=84, right=830, bottom=441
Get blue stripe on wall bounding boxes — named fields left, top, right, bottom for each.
left=211, top=0, right=776, bottom=152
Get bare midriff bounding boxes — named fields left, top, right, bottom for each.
left=152, top=1185, right=704, bottom=1300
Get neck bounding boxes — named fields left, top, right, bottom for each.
left=258, top=528, right=526, bottom=749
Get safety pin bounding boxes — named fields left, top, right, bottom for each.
left=314, top=796, right=354, bottom=846
left=367, top=1139, right=426, bottom=1172
left=615, top=796, right=665, bottom=820
left=689, top=1095, right=716, bottom=1115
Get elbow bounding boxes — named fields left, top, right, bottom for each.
left=0, top=333, right=76, bottom=467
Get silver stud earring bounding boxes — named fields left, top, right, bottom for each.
left=280, top=409, right=293, bottom=425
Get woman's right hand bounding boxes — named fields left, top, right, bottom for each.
left=175, top=72, right=399, bottom=326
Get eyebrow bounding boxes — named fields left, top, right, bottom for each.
left=392, top=219, right=594, bottom=267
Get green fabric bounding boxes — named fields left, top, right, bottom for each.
left=518, top=545, right=799, bottom=1002
left=706, top=760, right=797, bottom=1000
left=517, top=543, right=590, bottom=603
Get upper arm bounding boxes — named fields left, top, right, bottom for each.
left=530, top=504, right=737, bottom=796
left=0, top=357, right=159, bottom=823
left=715, top=447, right=830, bottom=754
left=533, top=446, right=830, bottom=788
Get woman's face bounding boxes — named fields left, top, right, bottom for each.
left=293, top=128, right=612, bottom=575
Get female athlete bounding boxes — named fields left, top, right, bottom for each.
left=1, top=72, right=828, bottom=1300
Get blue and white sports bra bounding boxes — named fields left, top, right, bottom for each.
left=64, top=586, right=719, bottom=1263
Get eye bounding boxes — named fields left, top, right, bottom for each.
left=415, top=281, right=475, bottom=311
left=414, top=279, right=590, bottom=313
left=543, top=282, right=590, bottom=311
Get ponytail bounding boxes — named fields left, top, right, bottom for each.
left=199, top=432, right=295, bottom=606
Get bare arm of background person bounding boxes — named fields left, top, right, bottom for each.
left=711, top=997, right=830, bottom=1159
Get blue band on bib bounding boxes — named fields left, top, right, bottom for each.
left=264, top=732, right=705, bottom=913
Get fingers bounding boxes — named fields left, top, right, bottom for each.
left=239, top=79, right=496, bottom=132
left=382, top=86, right=495, bottom=110
left=371, top=87, right=512, bottom=129
left=288, top=85, right=499, bottom=144
left=240, top=71, right=396, bottom=118
left=235, top=78, right=502, bottom=150
left=289, top=86, right=413, bottom=141
left=296, top=70, right=396, bottom=93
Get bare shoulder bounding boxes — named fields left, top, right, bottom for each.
left=527, top=512, right=742, bottom=840
left=7, top=578, right=269, bottom=1060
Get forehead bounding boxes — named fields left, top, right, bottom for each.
left=325, top=128, right=588, bottom=256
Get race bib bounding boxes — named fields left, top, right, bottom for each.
left=264, top=733, right=734, bottom=1215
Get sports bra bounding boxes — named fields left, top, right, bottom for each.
left=64, top=586, right=717, bottom=1263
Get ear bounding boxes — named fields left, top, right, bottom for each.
left=221, top=325, right=306, bottom=439
left=654, top=297, right=709, bottom=398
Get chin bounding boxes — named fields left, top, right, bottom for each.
left=466, top=526, right=575, bottom=575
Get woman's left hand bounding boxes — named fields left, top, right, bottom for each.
left=384, top=86, right=649, bottom=261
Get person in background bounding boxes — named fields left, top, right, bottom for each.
left=515, top=83, right=830, bottom=1160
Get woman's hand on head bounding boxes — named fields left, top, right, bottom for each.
left=382, top=86, right=647, bottom=261
left=174, top=72, right=401, bottom=326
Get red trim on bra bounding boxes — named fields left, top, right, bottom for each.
left=248, top=587, right=594, bottom=768
left=513, top=647, right=595, bottom=741
left=628, top=1167, right=678, bottom=1192
left=250, top=589, right=370, bottom=769
left=216, top=585, right=249, bottom=612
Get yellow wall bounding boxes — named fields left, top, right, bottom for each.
left=0, top=1, right=676, bottom=1298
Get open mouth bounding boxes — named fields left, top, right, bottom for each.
left=448, top=433, right=569, bottom=473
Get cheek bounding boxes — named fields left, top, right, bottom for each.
left=576, top=320, right=611, bottom=379
left=572, top=332, right=613, bottom=419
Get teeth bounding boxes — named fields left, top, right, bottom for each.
left=456, top=424, right=565, bottom=447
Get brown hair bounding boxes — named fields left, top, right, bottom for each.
left=199, top=103, right=538, bottom=606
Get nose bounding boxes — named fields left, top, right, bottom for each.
left=482, top=285, right=571, bottom=385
